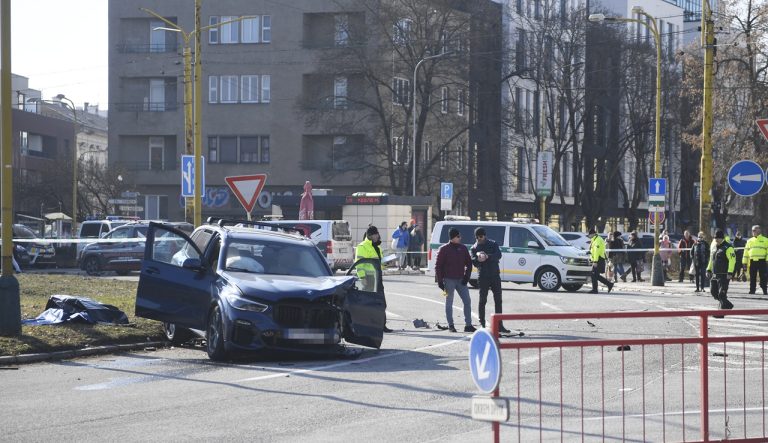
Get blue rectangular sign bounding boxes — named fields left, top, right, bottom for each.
left=181, top=155, right=205, bottom=197
left=648, top=178, right=666, bottom=197
left=441, top=182, right=453, bottom=200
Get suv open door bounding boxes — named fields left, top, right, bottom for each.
left=343, top=258, right=386, bottom=348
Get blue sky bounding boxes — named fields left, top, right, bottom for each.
left=12, top=0, right=108, bottom=109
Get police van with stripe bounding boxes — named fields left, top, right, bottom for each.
left=426, top=220, right=592, bottom=291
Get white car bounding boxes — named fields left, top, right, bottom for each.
left=560, top=232, right=609, bottom=251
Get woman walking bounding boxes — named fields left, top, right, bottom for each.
left=627, top=231, right=645, bottom=282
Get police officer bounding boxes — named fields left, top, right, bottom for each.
left=707, top=229, right=735, bottom=312
left=743, top=224, right=768, bottom=295
left=470, top=227, right=510, bottom=333
left=356, top=225, right=393, bottom=333
left=588, top=228, right=614, bottom=293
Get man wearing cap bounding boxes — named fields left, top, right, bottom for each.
left=471, top=227, right=510, bottom=333
left=356, top=225, right=393, bottom=333
left=588, top=228, right=614, bottom=293
left=435, top=228, right=476, bottom=333
left=707, top=230, right=735, bottom=311
left=743, top=225, right=768, bottom=295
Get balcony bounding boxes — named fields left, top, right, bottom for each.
left=116, top=43, right=181, bottom=54
left=114, top=102, right=180, bottom=112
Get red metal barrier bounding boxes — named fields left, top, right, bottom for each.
left=487, top=309, right=768, bottom=442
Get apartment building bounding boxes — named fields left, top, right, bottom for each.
left=108, top=0, right=501, bottom=221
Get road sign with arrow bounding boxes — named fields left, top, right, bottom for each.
left=468, top=329, right=501, bottom=394
left=727, top=160, right=764, bottom=197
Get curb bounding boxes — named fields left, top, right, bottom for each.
left=0, top=341, right=167, bottom=366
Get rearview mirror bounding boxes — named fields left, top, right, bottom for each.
left=182, top=258, right=204, bottom=271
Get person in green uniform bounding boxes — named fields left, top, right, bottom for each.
left=356, top=225, right=393, bottom=333
left=743, top=225, right=768, bottom=295
left=588, top=228, right=614, bottom=294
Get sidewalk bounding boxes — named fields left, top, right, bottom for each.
left=604, top=277, right=763, bottom=298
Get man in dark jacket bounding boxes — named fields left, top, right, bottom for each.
left=732, top=231, right=746, bottom=282
left=435, top=228, right=476, bottom=333
left=471, top=227, right=510, bottom=333
left=707, top=230, right=735, bottom=313
left=678, top=231, right=695, bottom=282
left=690, top=231, right=710, bottom=292
left=627, top=232, right=645, bottom=282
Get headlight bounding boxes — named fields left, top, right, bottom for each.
left=222, top=289, right=268, bottom=312
left=560, top=257, right=578, bottom=265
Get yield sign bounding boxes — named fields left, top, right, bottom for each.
left=757, top=119, right=768, bottom=143
left=225, top=174, right=267, bottom=213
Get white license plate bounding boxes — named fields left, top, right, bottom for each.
left=338, top=248, right=347, bottom=253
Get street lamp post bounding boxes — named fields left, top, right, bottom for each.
left=30, top=96, right=79, bottom=232
left=589, top=8, right=665, bottom=287
left=411, top=51, right=452, bottom=197
left=142, top=5, right=256, bottom=227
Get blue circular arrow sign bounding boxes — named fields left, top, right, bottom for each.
left=728, top=160, right=764, bottom=197
left=468, top=329, right=501, bottom=394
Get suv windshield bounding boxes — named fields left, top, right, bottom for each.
left=224, top=239, right=329, bottom=277
left=532, top=226, right=570, bottom=247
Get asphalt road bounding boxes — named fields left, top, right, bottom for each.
left=3, top=273, right=768, bottom=442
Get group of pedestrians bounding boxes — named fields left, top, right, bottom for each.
left=390, top=220, right=424, bottom=271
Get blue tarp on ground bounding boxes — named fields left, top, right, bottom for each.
left=22, top=295, right=129, bottom=326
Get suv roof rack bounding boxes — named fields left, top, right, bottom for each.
left=212, top=219, right=307, bottom=236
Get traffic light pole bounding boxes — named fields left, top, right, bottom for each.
left=699, top=1, right=715, bottom=238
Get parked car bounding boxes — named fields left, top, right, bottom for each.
left=76, top=218, right=135, bottom=258
left=134, top=219, right=386, bottom=361
left=256, top=220, right=355, bottom=271
left=1, top=224, right=56, bottom=268
left=79, top=221, right=193, bottom=276
left=558, top=231, right=608, bottom=251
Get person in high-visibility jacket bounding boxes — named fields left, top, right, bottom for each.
left=355, top=225, right=392, bottom=333
left=588, top=228, right=614, bottom=294
left=707, top=229, right=735, bottom=311
left=743, top=224, right=768, bottom=295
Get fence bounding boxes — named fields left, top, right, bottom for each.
left=487, top=309, right=768, bottom=442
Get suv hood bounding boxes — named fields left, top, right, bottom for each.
left=224, top=272, right=356, bottom=301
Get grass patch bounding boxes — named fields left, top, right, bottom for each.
left=0, top=274, right=163, bottom=357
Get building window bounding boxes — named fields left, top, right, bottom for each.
left=457, top=141, right=465, bottom=169
left=220, top=16, right=240, bottom=44
left=262, top=16, right=271, bottom=42
left=392, top=77, right=410, bottom=106
left=19, top=131, right=28, bottom=155
left=332, top=136, right=359, bottom=170
left=335, top=14, right=349, bottom=46
left=208, top=136, right=218, bottom=162
left=441, top=87, right=449, bottom=114
left=423, top=140, right=432, bottom=163
left=149, top=136, right=164, bottom=171
left=392, top=137, right=403, bottom=164
left=150, top=21, right=166, bottom=53
left=334, top=76, right=348, bottom=109
left=208, top=76, right=218, bottom=103
left=393, top=18, right=412, bottom=45
left=220, top=75, right=238, bottom=103
left=261, top=136, right=270, bottom=163
left=209, top=16, right=219, bottom=44
left=517, top=147, right=528, bottom=193
left=220, top=136, right=238, bottom=163
left=240, top=136, right=260, bottom=162
left=440, top=147, right=448, bottom=169
left=457, top=89, right=465, bottom=116
left=241, top=17, right=260, bottom=43
left=261, top=75, right=271, bottom=103
left=241, top=75, right=259, bottom=103
left=516, top=29, right=527, bottom=71
left=208, top=135, right=270, bottom=164
left=148, top=79, right=165, bottom=111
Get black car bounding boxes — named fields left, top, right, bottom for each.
left=1, top=224, right=56, bottom=268
left=79, top=221, right=193, bottom=276
left=134, top=219, right=386, bottom=361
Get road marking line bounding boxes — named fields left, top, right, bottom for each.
left=540, top=302, right=563, bottom=311
left=388, top=291, right=480, bottom=320
left=385, top=310, right=402, bottom=318
left=235, top=337, right=470, bottom=383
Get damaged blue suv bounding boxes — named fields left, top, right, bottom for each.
left=135, top=219, right=386, bottom=361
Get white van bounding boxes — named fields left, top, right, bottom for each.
left=427, top=221, right=592, bottom=291
left=76, top=218, right=134, bottom=258
left=258, top=220, right=355, bottom=271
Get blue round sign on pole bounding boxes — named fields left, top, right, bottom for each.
left=468, top=329, right=501, bottom=394
left=728, top=160, right=764, bottom=197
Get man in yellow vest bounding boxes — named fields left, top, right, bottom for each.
left=356, top=225, right=393, bottom=332
left=588, top=228, right=614, bottom=294
left=743, top=224, right=768, bottom=295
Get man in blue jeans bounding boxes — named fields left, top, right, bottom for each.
left=434, top=228, right=476, bottom=333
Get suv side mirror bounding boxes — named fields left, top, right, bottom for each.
left=527, top=240, right=541, bottom=249
left=182, top=258, right=204, bottom=272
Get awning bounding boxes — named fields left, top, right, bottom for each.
left=44, top=212, right=73, bottom=221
